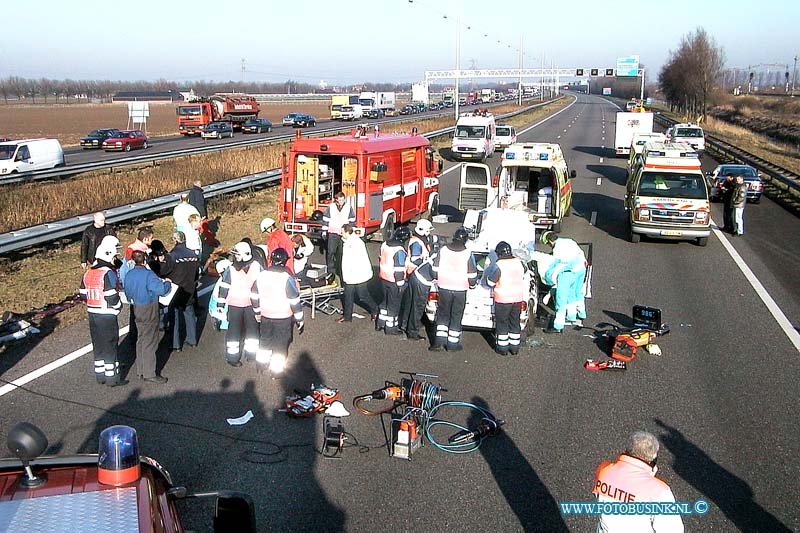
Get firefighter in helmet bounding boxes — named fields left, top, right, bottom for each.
left=485, top=241, right=525, bottom=355
left=399, top=219, right=437, bottom=341
left=430, top=227, right=477, bottom=351
left=377, top=226, right=410, bottom=335
left=216, top=241, right=262, bottom=366
left=251, top=248, right=304, bottom=374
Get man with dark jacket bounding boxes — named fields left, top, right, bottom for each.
left=80, top=212, right=116, bottom=269
left=731, top=175, right=747, bottom=236
left=721, top=175, right=735, bottom=233
left=188, top=180, right=207, bottom=218
left=160, top=231, right=199, bottom=352
left=123, top=251, right=172, bottom=384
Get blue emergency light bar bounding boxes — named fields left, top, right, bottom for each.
left=647, top=151, right=666, bottom=156
left=681, top=152, right=700, bottom=158
left=506, top=152, right=516, bottom=159
left=539, top=153, right=549, bottom=160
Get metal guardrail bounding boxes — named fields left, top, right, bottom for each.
left=0, top=98, right=534, bottom=186
left=653, top=114, right=800, bottom=195
left=0, top=97, right=562, bottom=254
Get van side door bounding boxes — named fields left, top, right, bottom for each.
left=458, top=163, right=494, bottom=211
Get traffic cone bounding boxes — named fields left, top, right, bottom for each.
left=295, top=194, right=305, bottom=218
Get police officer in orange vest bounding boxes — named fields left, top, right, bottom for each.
left=593, top=431, right=684, bottom=532
left=251, top=248, right=304, bottom=374
left=430, top=227, right=477, bottom=351
left=322, top=192, right=355, bottom=278
left=399, top=219, right=436, bottom=341
left=79, top=236, right=126, bottom=386
left=485, top=241, right=524, bottom=355
left=216, top=241, right=262, bottom=367
left=377, top=226, right=410, bottom=335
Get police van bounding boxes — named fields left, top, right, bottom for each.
left=457, top=142, right=575, bottom=231
left=625, top=142, right=711, bottom=246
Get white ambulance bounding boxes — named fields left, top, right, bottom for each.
left=451, top=111, right=496, bottom=162
left=627, top=132, right=667, bottom=171
left=457, top=142, right=575, bottom=232
left=625, top=142, right=711, bottom=246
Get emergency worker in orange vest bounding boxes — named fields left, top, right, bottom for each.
left=399, top=219, right=436, bottom=341
left=79, top=235, right=126, bottom=386
left=593, top=431, right=684, bottom=533
left=430, top=227, right=477, bottom=351
left=216, top=241, right=262, bottom=367
left=485, top=241, right=525, bottom=355
left=322, top=192, right=355, bottom=278
left=251, top=248, right=304, bottom=374
left=377, top=226, right=410, bottom=335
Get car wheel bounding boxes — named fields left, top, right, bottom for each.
left=630, top=227, right=640, bottom=243
left=268, top=127, right=272, bottom=133
left=311, top=121, right=316, bottom=127
left=697, top=237, right=708, bottom=247
left=143, top=141, right=148, bottom=149
left=381, top=214, right=395, bottom=242
left=124, top=144, right=131, bottom=152
left=430, top=196, right=440, bottom=217
left=752, top=197, right=761, bottom=204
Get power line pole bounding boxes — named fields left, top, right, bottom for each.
left=241, top=58, right=246, bottom=84
left=792, top=55, right=798, bottom=97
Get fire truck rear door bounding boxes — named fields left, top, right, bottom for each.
left=400, top=149, right=420, bottom=222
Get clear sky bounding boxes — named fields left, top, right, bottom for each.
left=1, top=0, right=797, bottom=85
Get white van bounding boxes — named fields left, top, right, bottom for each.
left=665, top=123, right=705, bottom=153
left=339, top=104, right=364, bottom=121
left=451, top=111, right=496, bottom=162
left=0, top=139, right=65, bottom=177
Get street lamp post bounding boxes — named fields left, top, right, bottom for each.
left=792, top=55, right=798, bottom=98
left=454, top=4, right=461, bottom=121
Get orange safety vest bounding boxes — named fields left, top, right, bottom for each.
left=405, top=235, right=430, bottom=274
left=379, top=244, right=405, bottom=283
left=227, top=264, right=261, bottom=307
left=493, top=258, right=525, bottom=304
left=326, top=204, right=352, bottom=234
left=256, top=271, right=293, bottom=319
left=593, top=455, right=673, bottom=503
left=437, top=247, right=471, bottom=291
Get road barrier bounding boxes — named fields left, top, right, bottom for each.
left=0, top=98, right=562, bottom=254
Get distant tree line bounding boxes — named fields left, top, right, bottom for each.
left=0, top=77, right=442, bottom=104
left=659, top=27, right=725, bottom=118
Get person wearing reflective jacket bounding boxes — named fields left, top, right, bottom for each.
left=399, top=219, right=436, bottom=341
left=430, top=227, right=477, bottom=351
left=485, top=241, right=524, bottom=355
left=79, top=236, right=125, bottom=386
left=377, top=226, right=410, bottom=335
left=593, top=431, right=684, bottom=533
left=251, top=248, right=303, bottom=374
left=216, top=241, right=262, bottom=366
left=540, top=231, right=587, bottom=333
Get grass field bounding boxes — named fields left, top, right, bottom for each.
left=0, top=101, right=333, bottom=147
left=0, top=97, right=568, bottom=327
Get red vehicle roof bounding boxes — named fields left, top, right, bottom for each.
left=291, top=132, right=430, bottom=155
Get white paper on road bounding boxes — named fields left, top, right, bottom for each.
left=226, top=410, right=254, bottom=426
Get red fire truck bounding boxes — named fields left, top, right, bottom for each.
left=280, top=127, right=442, bottom=240
left=176, top=94, right=260, bottom=136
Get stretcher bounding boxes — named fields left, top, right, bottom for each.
left=299, top=279, right=343, bottom=318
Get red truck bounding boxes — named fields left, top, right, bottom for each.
left=0, top=423, right=256, bottom=532
left=280, top=127, right=442, bottom=241
left=176, top=94, right=260, bottom=136
left=466, top=91, right=480, bottom=105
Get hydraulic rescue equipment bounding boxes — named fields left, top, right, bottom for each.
left=585, top=306, right=670, bottom=370
left=353, top=373, right=504, bottom=459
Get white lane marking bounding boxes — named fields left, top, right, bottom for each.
left=599, top=97, right=623, bottom=111
left=2, top=98, right=581, bottom=399
left=0, top=284, right=215, bottom=398
left=596, top=177, right=602, bottom=186
left=557, top=135, right=561, bottom=139
left=711, top=219, right=800, bottom=353
left=590, top=211, right=597, bottom=225
left=563, top=129, right=567, bottom=133
left=599, top=157, right=604, bottom=163
left=602, top=137, right=605, bottom=141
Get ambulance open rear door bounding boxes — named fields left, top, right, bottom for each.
left=458, top=163, right=496, bottom=211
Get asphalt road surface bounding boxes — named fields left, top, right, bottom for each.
left=2, top=92, right=798, bottom=531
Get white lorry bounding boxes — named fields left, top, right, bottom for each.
left=358, top=91, right=396, bottom=114
left=339, top=104, right=364, bottom=121
left=425, top=208, right=538, bottom=331
left=613, top=112, right=654, bottom=156
left=451, top=111, right=496, bottom=162
left=0, top=138, right=65, bottom=177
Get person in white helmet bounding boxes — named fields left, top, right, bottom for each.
left=216, top=241, right=262, bottom=366
left=79, top=236, right=126, bottom=386
left=399, top=219, right=437, bottom=341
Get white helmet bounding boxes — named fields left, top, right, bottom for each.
left=415, top=219, right=433, bottom=236
left=215, top=259, right=232, bottom=274
left=260, top=217, right=276, bottom=232
left=231, top=242, right=252, bottom=262
left=94, top=236, right=121, bottom=261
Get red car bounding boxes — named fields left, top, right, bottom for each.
left=102, top=130, right=148, bottom=152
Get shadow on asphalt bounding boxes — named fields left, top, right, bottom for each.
left=573, top=145, right=613, bottom=158
left=71, top=351, right=345, bottom=531
left=654, top=419, right=791, bottom=532
left=571, top=192, right=630, bottom=242
left=469, top=395, right=569, bottom=532
left=586, top=164, right=629, bottom=186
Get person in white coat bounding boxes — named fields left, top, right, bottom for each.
left=338, top=224, right=378, bottom=323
